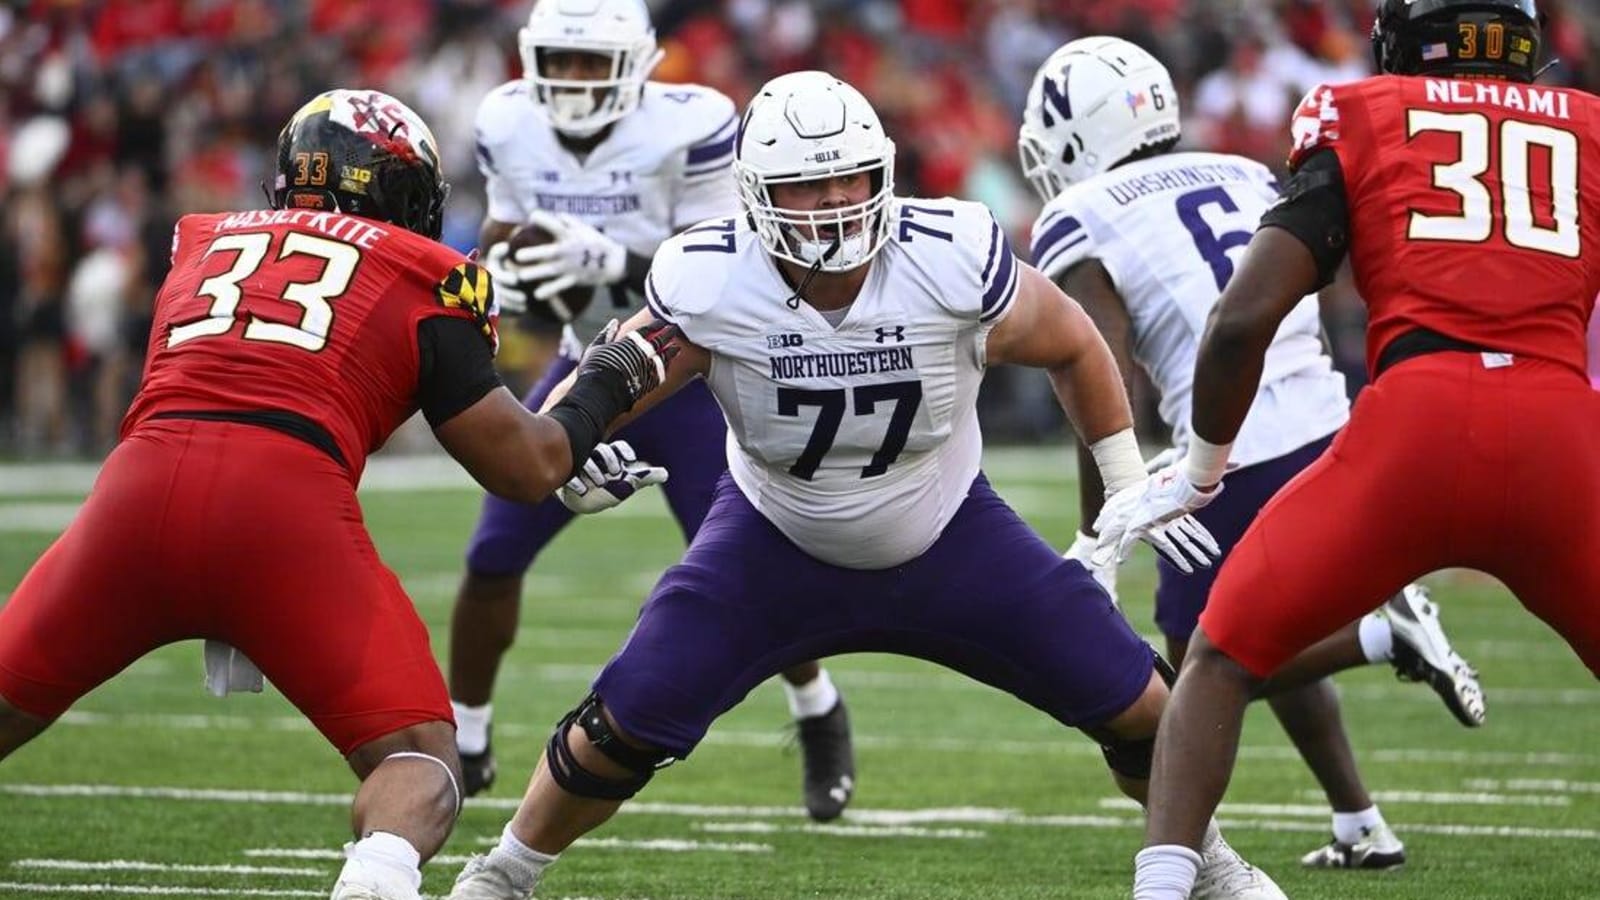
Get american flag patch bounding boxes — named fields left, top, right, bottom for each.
left=1422, top=42, right=1450, bottom=61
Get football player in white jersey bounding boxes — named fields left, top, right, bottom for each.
left=1019, top=36, right=1487, bottom=870
left=446, top=70, right=1288, bottom=900
left=453, top=0, right=857, bottom=820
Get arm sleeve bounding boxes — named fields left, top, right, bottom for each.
left=416, top=316, right=505, bottom=428
left=1257, top=149, right=1351, bottom=290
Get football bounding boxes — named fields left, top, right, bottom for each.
left=505, top=221, right=593, bottom=325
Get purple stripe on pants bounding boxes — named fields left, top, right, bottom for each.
left=463, top=356, right=730, bottom=576
left=594, top=472, right=1156, bottom=757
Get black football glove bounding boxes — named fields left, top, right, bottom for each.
left=575, top=317, right=682, bottom=408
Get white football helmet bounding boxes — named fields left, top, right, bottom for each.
left=1018, top=37, right=1181, bottom=201
left=519, top=0, right=664, bottom=137
left=734, top=71, right=896, bottom=273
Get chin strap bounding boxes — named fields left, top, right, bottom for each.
left=784, top=234, right=844, bottom=310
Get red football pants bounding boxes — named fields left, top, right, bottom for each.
left=0, top=419, right=451, bottom=754
left=1202, top=353, right=1600, bottom=678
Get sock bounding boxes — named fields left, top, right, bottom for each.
left=783, top=668, right=840, bottom=720
left=338, top=831, right=422, bottom=898
left=486, top=824, right=559, bottom=894
left=1358, top=613, right=1394, bottom=663
left=1333, top=805, right=1385, bottom=844
left=1133, top=844, right=1202, bottom=900
left=454, top=701, right=492, bottom=755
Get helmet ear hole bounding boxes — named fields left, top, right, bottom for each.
left=1060, top=142, right=1076, bottom=166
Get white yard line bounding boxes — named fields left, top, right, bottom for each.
left=11, top=860, right=320, bottom=876
left=695, top=822, right=986, bottom=840
left=0, top=884, right=324, bottom=897
left=1466, top=778, right=1600, bottom=794
left=6, top=783, right=1595, bottom=842
left=44, top=709, right=1600, bottom=767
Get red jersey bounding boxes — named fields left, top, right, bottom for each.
left=122, top=209, right=497, bottom=480
left=1288, top=75, right=1600, bottom=379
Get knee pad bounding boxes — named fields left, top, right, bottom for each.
left=1096, top=733, right=1156, bottom=780
left=1153, top=651, right=1177, bottom=687
left=1082, top=653, right=1169, bottom=782
left=545, top=693, right=675, bottom=802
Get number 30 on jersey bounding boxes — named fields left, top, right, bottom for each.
left=1407, top=111, right=1579, bottom=258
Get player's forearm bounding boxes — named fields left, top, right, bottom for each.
left=1190, top=309, right=1271, bottom=447
left=1047, top=358, right=1144, bottom=497
left=1046, top=347, right=1136, bottom=448
left=1189, top=228, right=1318, bottom=447
left=1076, top=439, right=1108, bottom=535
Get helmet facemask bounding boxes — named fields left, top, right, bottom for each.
left=519, top=19, right=662, bottom=136
left=737, top=153, right=896, bottom=273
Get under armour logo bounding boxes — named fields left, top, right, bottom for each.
left=874, top=325, right=905, bottom=344
left=581, top=250, right=600, bottom=268
left=610, top=171, right=634, bottom=185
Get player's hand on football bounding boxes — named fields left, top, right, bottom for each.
left=483, top=240, right=531, bottom=315
left=558, top=440, right=669, bottom=514
left=1063, top=530, right=1118, bottom=606
left=517, top=210, right=628, bottom=300
left=577, top=318, right=682, bottom=406
left=1091, top=460, right=1222, bottom=575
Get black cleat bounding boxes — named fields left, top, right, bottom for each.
left=797, top=700, right=856, bottom=822
left=460, top=731, right=497, bottom=798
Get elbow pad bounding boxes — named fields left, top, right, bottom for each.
left=1257, top=149, right=1350, bottom=290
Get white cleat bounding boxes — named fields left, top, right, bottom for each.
left=330, top=885, right=408, bottom=900
left=1300, top=822, right=1407, bottom=870
left=1386, top=584, right=1486, bottom=727
left=1193, top=829, right=1288, bottom=900
left=447, top=854, right=534, bottom=900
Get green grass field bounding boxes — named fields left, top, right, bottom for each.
left=0, top=449, right=1596, bottom=899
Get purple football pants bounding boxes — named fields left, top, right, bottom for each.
left=594, top=472, right=1157, bottom=757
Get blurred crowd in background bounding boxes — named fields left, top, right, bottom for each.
left=2, top=0, right=1598, bottom=457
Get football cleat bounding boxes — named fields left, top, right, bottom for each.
left=329, top=888, right=389, bottom=900
left=1386, top=584, right=1486, bottom=727
left=460, top=731, right=497, bottom=797
left=447, top=854, right=532, bottom=900
left=797, top=700, right=857, bottom=822
left=1300, top=823, right=1407, bottom=870
left=1193, top=829, right=1288, bottom=900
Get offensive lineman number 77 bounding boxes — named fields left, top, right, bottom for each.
left=169, top=231, right=361, bottom=351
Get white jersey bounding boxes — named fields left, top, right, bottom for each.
left=647, top=198, right=1021, bottom=569
left=1030, top=151, right=1349, bottom=468
left=474, top=79, right=740, bottom=343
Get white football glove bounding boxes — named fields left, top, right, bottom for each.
left=1091, top=460, right=1223, bottom=575
left=516, top=210, right=628, bottom=301
left=483, top=240, right=532, bottom=316
left=1063, top=530, right=1118, bottom=606
left=558, top=440, right=669, bottom=514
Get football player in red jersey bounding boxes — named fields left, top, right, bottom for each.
left=0, top=90, right=677, bottom=900
left=1103, top=1, right=1600, bottom=895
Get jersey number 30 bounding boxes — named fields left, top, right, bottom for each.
left=169, top=231, right=361, bottom=351
left=1407, top=111, right=1579, bottom=258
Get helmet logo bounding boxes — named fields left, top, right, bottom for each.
left=1124, top=89, right=1148, bottom=113
left=784, top=92, right=847, bottom=139
left=1039, top=66, right=1073, bottom=127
